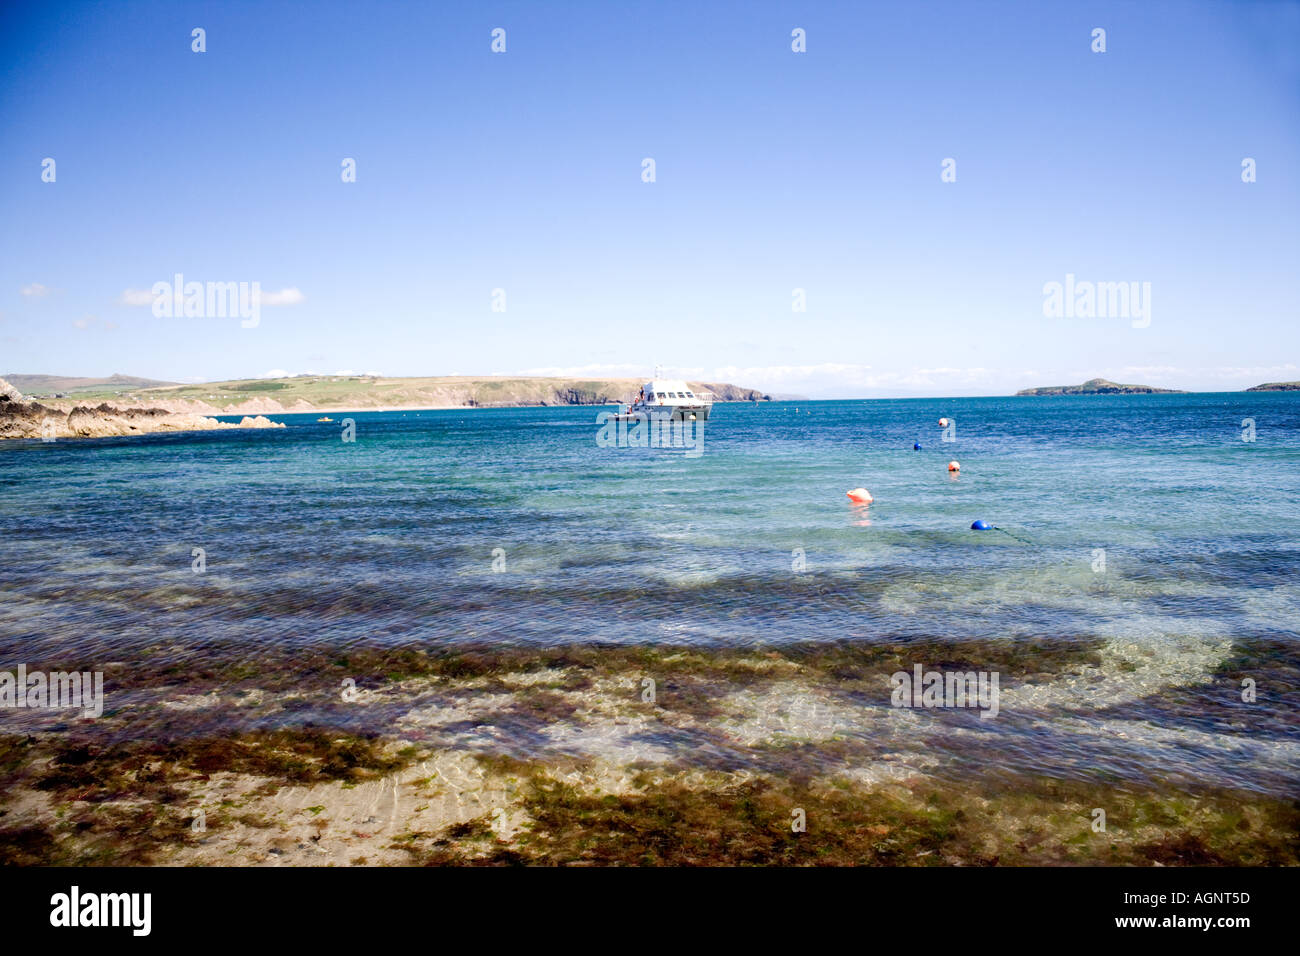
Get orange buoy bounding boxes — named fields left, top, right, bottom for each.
left=938, top=417, right=949, bottom=427
left=947, top=460, right=960, bottom=472
left=846, top=488, right=874, bottom=503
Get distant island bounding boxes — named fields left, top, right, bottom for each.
left=1245, top=381, right=1300, bottom=391
left=3, top=373, right=772, bottom=419
left=1016, top=378, right=1185, bottom=396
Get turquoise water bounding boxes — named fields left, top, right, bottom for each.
left=2, top=393, right=1298, bottom=795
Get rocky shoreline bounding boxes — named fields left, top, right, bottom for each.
left=1, top=639, right=1294, bottom=866
left=0, top=377, right=283, bottom=441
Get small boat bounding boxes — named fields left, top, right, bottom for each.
left=610, top=376, right=713, bottom=423
left=317, top=416, right=334, bottom=423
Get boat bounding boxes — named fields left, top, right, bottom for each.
left=317, top=416, right=334, bottom=422
left=611, top=377, right=713, bottom=423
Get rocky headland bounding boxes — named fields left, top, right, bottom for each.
left=0, top=377, right=283, bottom=441
left=1245, top=381, right=1300, bottom=391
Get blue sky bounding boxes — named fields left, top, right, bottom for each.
left=2, top=0, right=1297, bottom=397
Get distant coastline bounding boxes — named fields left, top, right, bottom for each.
left=0, top=374, right=776, bottom=439
left=1016, top=377, right=1184, bottom=396
left=7, top=372, right=1299, bottom=415
left=6, top=374, right=772, bottom=418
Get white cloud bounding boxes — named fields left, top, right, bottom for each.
left=20, top=283, right=50, bottom=297
left=119, top=288, right=156, bottom=306
left=514, top=363, right=1047, bottom=397
left=256, top=368, right=383, bottom=380
left=73, top=314, right=117, bottom=331
left=1073, top=364, right=1300, bottom=387
left=257, top=287, right=304, bottom=306
left=515, top=363, right=650, bottom=378
left=1201, top=363, right=1299, bottom=380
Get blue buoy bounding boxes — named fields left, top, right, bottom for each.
left=971, top=520, right=992, bottom=531
left=913, top=442, right=921, bottom=450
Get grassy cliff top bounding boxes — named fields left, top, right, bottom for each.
left=19, top=374, right=770, bottom=411
left=1245, top=381, right=1300, bottom=391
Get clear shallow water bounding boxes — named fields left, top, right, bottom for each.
left=2, top=394, right=1298, bottom=795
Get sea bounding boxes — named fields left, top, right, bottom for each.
left=1, top=392, right=1297, bottom=797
